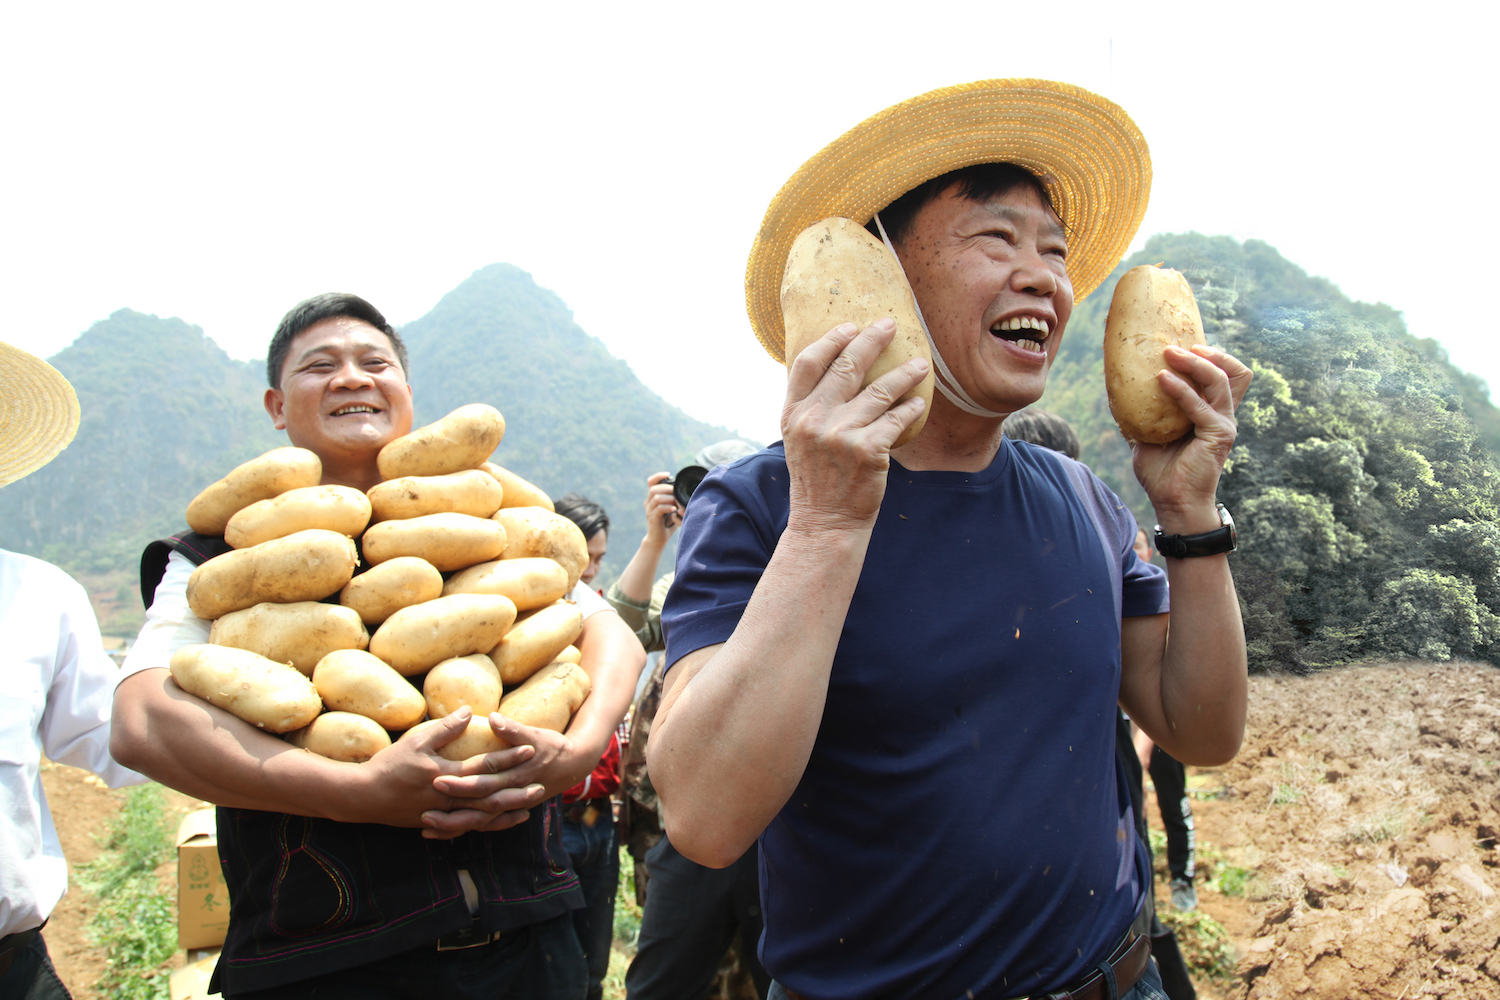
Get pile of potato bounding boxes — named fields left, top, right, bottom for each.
left=169, top=404, right=595, bottom=763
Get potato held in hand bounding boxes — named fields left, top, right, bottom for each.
left=499, top=661, right=592, bottom=733
left=369, top=594, right=518, bottom=675
left=209, top=601, right=369, bottom=676
left=286, top=712, right=391, bottom=763
left=312, top=649, right=426, bottom=731
left=1104, top=265, right=1208, bottom=444
left=490, top=601, right=584, bottom=685
left=423, top=653, right=502, bottom=719
left=442, top=557, right=569, bottom=611
left=361, top=512, right=506, bottom=573
left=186, top=447, right=322, bottom=536
left=225, top=485, right=372, bottom=548
left=187, top=529, right=359, bottom=620
left=494, top=507, right=589, bottom=590
left=169, top=644, right=322, bottom=733
left=339, top=556, right=444, bottom=626
left=781, top=217, right=934, bottom=447
left=377, top=403, right=505, bottom=479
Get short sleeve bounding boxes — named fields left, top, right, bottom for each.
left=119, top=551, right=211, bottom=683
left=568, top=581, right=612, bottom=620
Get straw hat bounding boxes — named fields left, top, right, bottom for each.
left=0, top=343, right=80, bottom=488
left=745, top=78, right=1152, bottom=362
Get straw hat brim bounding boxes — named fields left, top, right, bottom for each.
left=745, top=78, right=1152, bottom=363
left=0, top=343, right=80, bottom=488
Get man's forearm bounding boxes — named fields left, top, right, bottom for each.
left=552, top=612, right=646, bottom=796
left=616, top=537, right=669, bottom=604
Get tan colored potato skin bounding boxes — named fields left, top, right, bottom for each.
left=490, top=602, right=584, bottom=686
left=225, top=485, right=372, bottom=548
left=499, top=661, right=592, bottom=733
left=367, top=469, right=505, bottom=523
left=339, top=557, right=443, bottom=626
left=311, top=649, right=426, bottom=731
left=361, top=512, right=506, bottom=573
left=555, top=645, right=581, bottom=665
left=431, top=716, right=512, bottom=761
left=286, top=712, right=391, bottom=762
left=169, top=644, right=322, bottom=733
left=482, top=464, right=554, bottom=512
left=781, top=218, right=934, bottom=447
left=441, top=557, right=569, bottom=610
left=209, top=601, right=369, bottom=676
left=369, top=594, right=519, bottom=675
left=423, top=654, right=502, bottom=719
left=186, top=447, right=322, bottom=536
left=186, top=529, right=359, bottom=620
left=493, top=508, right=588, bottom=590
left=377, top=404, right=505, bottom=479
left=1104, top=265, right=1208, bottom=445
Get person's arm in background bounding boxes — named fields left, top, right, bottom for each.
left=615, top=472, right=681, bottom=603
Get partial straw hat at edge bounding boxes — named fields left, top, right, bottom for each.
left=0, top=342, right=81, bottom=488
left=744, top=78, right=1152, bottom=363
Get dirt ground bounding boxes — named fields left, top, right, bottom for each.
left=39, top=660, right=1500, bottom=999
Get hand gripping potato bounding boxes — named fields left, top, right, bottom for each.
left=286, top=712, right=392, bottom=763
left=186, top=529, right=359, bottom=620
left=493, top=507, right=589, bottom=590
left=339, top=556, right=444, bottom=626
left=376, top=403, right=505, bottom=480
left=361, top=512, right=506, bottom=573
left=311, top=648, right=427, bottom=730
left=481, top=463, right=555, bottom=512
left=781, top=217, right=934, bottom=447
left=225, top=485, right=372, bottom=548
left=418, top=716, right=511, bottom=761
left=441, top=557, right=570, bottom=611
left=367, top=469, right=504, bottom=522
left=369, top=594, right=519, bottom=675
left=209, top=601, right=370, bottom=676
left=186, top=447, right=322, bottom=536
left=499, top=661, right=592, bottom=733
left=1104, top=264, right=1208, bottom=444
left=423, top=653, right=502, bottom=719
left=489, top=601, right=585, bottom=685
left=169, top=644, right=322, bottom=733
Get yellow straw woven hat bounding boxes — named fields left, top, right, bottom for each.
left=0, top=343, right=80, bottom=488
left=746, top=78, right=1152, bottom=363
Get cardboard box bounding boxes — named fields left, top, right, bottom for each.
left=176, top=808, right=230, bottom=950
left=168, top=948, right=222, bottom=1000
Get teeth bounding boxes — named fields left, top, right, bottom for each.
left=1017, top=339, right=1042, bottom=352
left=335, top=406, right=376, bottom=415
left=992, top=317, right=1050, bottom=336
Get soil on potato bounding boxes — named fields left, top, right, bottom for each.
left=39, top=661, right=1500, bottom=999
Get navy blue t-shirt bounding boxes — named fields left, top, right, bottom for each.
left=662, top=439, right=1170, bottom=1000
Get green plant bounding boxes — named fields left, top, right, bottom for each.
left=1159, top=909, right=1237, bottom=983
left=1340, top=811, right=1405, bottom=844
left=1208, top=865, right=1253, bottom=897
left=1271, top=783, right=1302, bottom=806
left=613, top=846, right=643, bottom=948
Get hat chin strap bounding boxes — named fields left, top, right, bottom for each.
left=872, top=213, right=1009, bottom=420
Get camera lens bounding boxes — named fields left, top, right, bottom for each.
left=672, top=465, right=709, bottom=509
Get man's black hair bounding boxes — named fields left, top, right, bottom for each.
left=1002, top=408, right=1080, bottom=460
left=865, top=163, right=1059, bottom=248
left=553, top=494, right=610, bottom=541
left=266, top=293, right=410, bottom=388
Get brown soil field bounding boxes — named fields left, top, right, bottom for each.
left=39, top=661, right=1500, bottom=998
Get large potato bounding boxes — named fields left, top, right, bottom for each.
left=423, top=654, right=502, bottom=719
left=208, top=601, right=369, bottom=676
left=369, top=594, right=518, bottom=675
left=490, top=602, right=584, bottom=686
left=425, top=716, right=511, bottom=761
left=442, top=557, right=569, bottom=611
left=482, top=464, right=554, bottom=512
left=1104, top=264, right=1207, bottom=445
left=555, top=645, right=581, bottom=665
left=225, top=485, right=371, bottom=548
left=169, top=644, right=322, bottom=733
left=367, top=469, right=504, bottom=522
left=376, top=404, right=505, bottom=479
left=339, top=557, right=443, bottom=626
left=187, top=529, right=358, bottom=620
left=493, top=508, right=588, bottom=590
left=499, top=661, right=592, bottom=733
left=361, top=512, right=506, bottom=573
left=286, top=712, right=391, bottom=763
left=311, top=649, right=426, bottom=731
left=781, top=218, right=934, bottom=447
left=186, top=447, right=322, bottom=536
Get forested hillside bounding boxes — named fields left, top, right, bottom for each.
left=1040, top=233, right=1500, bottom=672
left=0, top=266, right=733, bottom=617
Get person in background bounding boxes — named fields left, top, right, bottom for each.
left=0, top=343, right=146, bottom=999
left=552, top=493, right=628, bottom=1000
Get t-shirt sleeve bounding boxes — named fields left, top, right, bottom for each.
left=1109, top=500, right=1169, bottom=619
left=119, top=551, right=211, bottom=684
left=568, top=581, right=612, bottom=620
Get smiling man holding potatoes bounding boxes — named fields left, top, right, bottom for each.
left=111, top=292, right=644, bottom=999
left=648, top=81, right=1251, bottom=1000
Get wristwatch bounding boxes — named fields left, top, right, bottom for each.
left=1155, top=503, right=1236, bottom=558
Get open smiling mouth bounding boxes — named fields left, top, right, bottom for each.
left=990, top=316, right=1050, bottom=353
left=330, top=405, right=381, bottom=416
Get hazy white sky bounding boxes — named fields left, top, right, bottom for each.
left=2, top=3, right=1493, bottom=444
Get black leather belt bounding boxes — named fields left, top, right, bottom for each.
left=0, top=920, right=46, bottom=980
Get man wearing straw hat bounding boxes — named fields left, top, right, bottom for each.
left=648, top=80, right=1251, bottom=1000
left=0, top=344, right=146, bottom=997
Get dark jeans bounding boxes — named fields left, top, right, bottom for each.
left=1148, top=749, right=1195, bottom=883
left=0, top=935, right=74, bottom=1000
left=766, top=957, right=1169, bottom=1000
left=228, top=913, right=586, bottom=1000
left=625, top=834, right=769, bottom=1000
left=561, top=805, right=619, bottom=1000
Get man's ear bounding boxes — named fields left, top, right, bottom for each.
left=264, top=387, right=287, bottom=430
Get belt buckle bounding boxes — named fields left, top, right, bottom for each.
left=436, top=920, right=492, bottom=951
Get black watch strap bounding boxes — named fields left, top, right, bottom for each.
left=1155, top=504, right=1236, bottom=558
